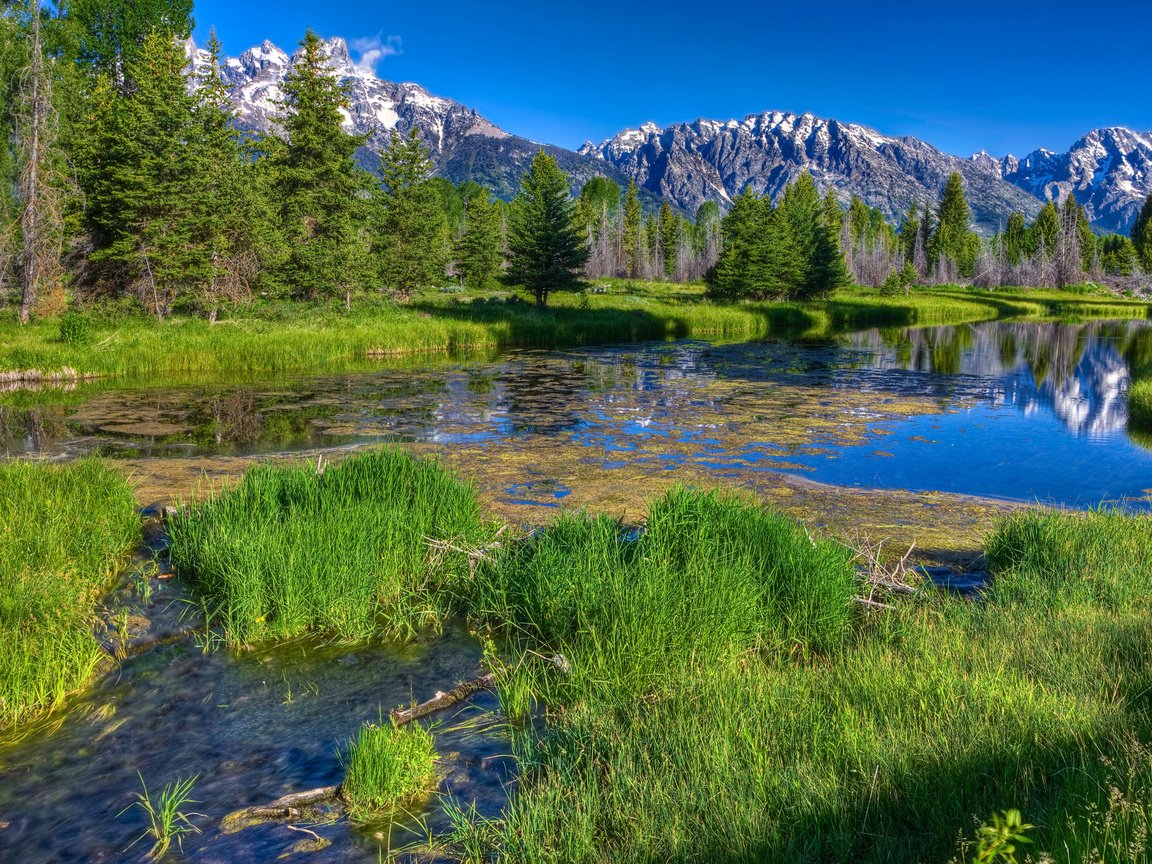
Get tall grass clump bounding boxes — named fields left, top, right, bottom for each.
left=448, top=498, right=1152, bottom=862
left=340, top=721, right=438, bottom=820
left=121, top=773, right=203, bottom=860
left=474, top=487, right=857, bottom=699
left=1130, top=379, right=1152, bottom=431
left=168, top=449, right=495, bottom=645
left=0, top=460, right=139, bottom=729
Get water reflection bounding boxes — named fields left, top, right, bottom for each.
left=4, top=319, right=1152, bottom=507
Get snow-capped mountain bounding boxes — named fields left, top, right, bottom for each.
left=186, top=36, right=634, bottom=200
left=970, top=128, right=1152, bottom=233
left=579, top=112, right=1046, bottom=234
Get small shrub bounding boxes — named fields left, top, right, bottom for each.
left=340, top=721, right=438, bottom=818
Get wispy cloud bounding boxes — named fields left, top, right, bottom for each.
left=351, top=34, right=403, bottom=73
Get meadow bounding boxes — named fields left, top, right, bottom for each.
left=1, top=281, right=1146, bottom=380
left=0, top=460, right=140, bottom=730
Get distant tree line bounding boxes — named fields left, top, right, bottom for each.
left=3, top=0, right=1150, bottom=323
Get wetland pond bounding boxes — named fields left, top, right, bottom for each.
left=3, top=317, right=1152, bottom=862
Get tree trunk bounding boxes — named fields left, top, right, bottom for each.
left=18, top=5, right=44, bottom=325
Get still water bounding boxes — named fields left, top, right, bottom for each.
left=5, top=319, right=1152, bottom=508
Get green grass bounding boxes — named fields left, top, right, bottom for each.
left=340, top=721, right=438, bottom=819
left=441, top=498, right=1152, bottom=863
left=0, top=460, right=140, bottom=729
left=121, top=773, right=203, bottom=860
left=167, top=449, right=497, bottom=645
left=1, top=282, right=1143, bottom=379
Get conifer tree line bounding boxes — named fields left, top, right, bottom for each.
left=2, top=0, right=1150, bottom=322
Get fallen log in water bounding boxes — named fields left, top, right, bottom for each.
left=224, top=671, right=498, bottom=826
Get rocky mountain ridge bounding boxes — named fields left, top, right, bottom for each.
left=190, top=36, right=1150, bottom=233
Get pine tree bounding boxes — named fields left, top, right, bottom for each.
left=1003, top=212, right=1027, bottom=266
left=84, top=31, right=205, bottom=318
left=506, top=151, right=588, bottom=306
left=705, top=188, right=804, bottom=300
left=780, top=173, right=851, bottom=297
left=274, top=30, right=371, bottom=302
left=658, top=202, right=678, bottom=279
left=69, top=0, right=194, bottom=90
left=455, top=186, right=503, bottom=288
left=1030, top=201, right=1060, bottom=260
left=621, top=179, right=641, bottom=277
left=190, top=28, right=259, bottom=320
left=899, top=206, right=920, bottom=261
left=821, top=187, right=843, bottom=236
left=1133, top=192, right=1152, bottom=272
left=847, top=195, right=870, bottom=248
left=931, top=172, right=978, bottom=278
left=374, top=126, right=448, bottom=300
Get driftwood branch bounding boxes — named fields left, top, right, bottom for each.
left=854, top=537, right=924, bottom=611
left=225, top=671, right=498, bottom=826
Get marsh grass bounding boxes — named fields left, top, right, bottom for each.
left=340, top=721, right=438, bottom=820
left=121, top=773, right=203, bottom=860
left=168, top=450, right=496, bottom=645
left=0, top=460, right=139, bottom=729
left=442, top=497, right=1152, bottom=863
left=1, top=284, right=1140, bottom=379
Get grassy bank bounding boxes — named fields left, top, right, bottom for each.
left=446, top=502, right=1152, bottom=863
left=0, top=461, right=140, bottom=729
left=167, top=449, right=496, bottom=645
left=1, top=282, right=1144, bottom=379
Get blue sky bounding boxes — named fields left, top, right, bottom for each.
left=191, top=0, right=1152, bottom=158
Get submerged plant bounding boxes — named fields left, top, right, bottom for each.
left=121, top=773, right=203, bottom=860
left=340, top=720, right=438, bottom=820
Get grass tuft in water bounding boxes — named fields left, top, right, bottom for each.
left=340, top=721, right=438, bottom=820
left=0, top=460, right=139, bottom=729
left=168, top=449, right=496, bottom=645
left=121, top=773, right=203, bottom=860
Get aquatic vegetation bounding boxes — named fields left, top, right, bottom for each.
left=121, top=773, right=203, bottom=860
left=1130, top=379, right=1152, bottom=431
left=340, top=721, right=438, bottom=819
left=168, top=449, right=497, bottom=644
left=0, top=460, right=139, bottom=729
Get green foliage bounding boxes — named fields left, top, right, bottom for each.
left=1101, top=234, right=1139, bottom=276
left=68, top=0, right=193, bottom=88
left=374, top=126, right=449, bottom=299
left=168, top=449, right=495, bottom=645
left=121, top=773, right=202, bottom=860
left=81, top=32, right=207, bottom=317
left=931, top=172, right=979, bottom=277
left=0, top=460, right=140, bottom=728
left=1002, top=212, right=1028, bottom=266
left=340, top=721, right=438, bottom=818
left=970, top=809, right=1033, bottom=864
left=57, top=310, right=93, bottom=345
left=273, top=30, right=371, bottom=301
left=455, top=186, right=504, bottom=288
left=706, top=187, right=803, bottom=300
left=1133, top=191, right=1152, bottom=272
left=505, top=151, right=588, bottom=306
left=1030, top=200, right=1060, bottom=259
left=622, top=179, right=642, bottom=277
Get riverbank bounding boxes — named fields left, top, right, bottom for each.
left=1, top=282, right=1146, bottom=380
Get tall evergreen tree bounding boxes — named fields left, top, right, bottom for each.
left=1030, top=200, right=1060, bottom=260
left=621, top=179, right=642, bottom=277
left=455, top=186, right=503, bottom=288
left=931, top=172, right=978, bottom=277
left=657, top=201, right=679, bottom=278
left=1002, top=212, right=1027, bottom=266
left=274, top=30, right=370, bottom=302
left=1133, top=192, right=1152, bottom=272
left=374, top=126, right=448, bottom=300
left=821, top=187, right=843, bottom=236
left=899, top=206, right=921, bottom=261
left=505, top=151, right=588, bottom=307
left=780, top=172, right=851, bottom=297
left=190, top=28, right=259, bottom=320
left=705, top=187, right=804, bottom=300
left=69, top=0, right=193, bottom=90
left=83, top=30, right=205, bottom=318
